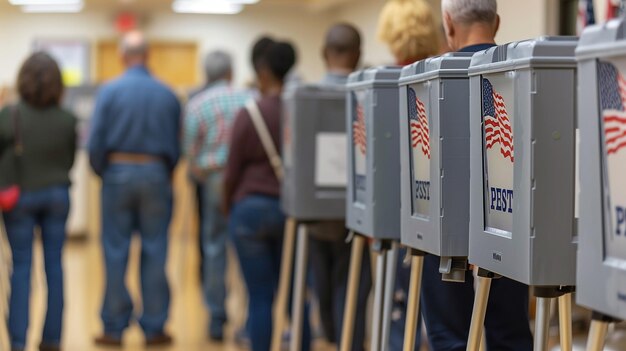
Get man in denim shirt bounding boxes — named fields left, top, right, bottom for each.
left=88, top=31, right=181, bottom=347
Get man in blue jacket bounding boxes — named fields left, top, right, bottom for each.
left=88, top=31, right=181, bottom=347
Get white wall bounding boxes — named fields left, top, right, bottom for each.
left=0, top=7, right=334, bottom=89
left=496, top=0, right=553, bottom=43
left=0, top=0, right=561, bottom=90
left=0, top=12, right=111, bottom=87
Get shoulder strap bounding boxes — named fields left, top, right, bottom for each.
left=245, top=100, right=283, bottom=181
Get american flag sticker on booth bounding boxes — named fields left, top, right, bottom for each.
left=408, top=86, right=431, bottom=217
left=482, top=76, right=515, bottom=234
left=352, top=91, right=367, bottom=203
left=598, top=60, right=626, bottom=257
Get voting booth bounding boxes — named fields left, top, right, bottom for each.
left=576, top=19, right=626, bottom=349
left=274, top=83, right=349, bottom=351
left=345, top=67, right=402, bottom=240
left=467, top=37, right=578, bottom=286
left=466, top=37, right=578, bottom=351
left=399, top=53, right=474, bottom=282
left=342, top=67, right=402, bottom=351
left=281, top=83, right=347, bottom=220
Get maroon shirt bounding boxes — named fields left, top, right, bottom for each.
left=223, top=95, right=282, bottom=209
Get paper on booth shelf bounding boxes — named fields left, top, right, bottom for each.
left=315, top=132, right=347, bottom=187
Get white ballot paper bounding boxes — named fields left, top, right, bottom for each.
left=315, top=132, right=347, bottom=187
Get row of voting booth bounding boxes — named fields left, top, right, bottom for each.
left=275, top=17, right=626, bottom=351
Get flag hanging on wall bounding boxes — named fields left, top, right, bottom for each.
left=578, top=0, right=596, bottom=35
left=606, top=0, right=625, bottom=20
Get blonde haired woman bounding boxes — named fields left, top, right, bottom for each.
left=375, top=1, right=441, bottom=350
left=377, top=0, right=440, bottom=65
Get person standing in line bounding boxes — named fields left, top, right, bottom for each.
left=222, top=39, right=312, bottom=351
left=411, top=1, right=534, bottom=350
left=377, top=0, right=441, bottom=349
left=88, top=31, right=181, bottom=347
left=0, top=52, right=77, bottom=351
left=183, top=50, right=253, bottom=341
left=306, top=23, right=372, bottom=351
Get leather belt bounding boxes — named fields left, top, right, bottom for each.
left=108, top=152, right=162, bottom=164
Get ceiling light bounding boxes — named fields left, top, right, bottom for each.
left=9, top=0, right=81, bottom=5
left=21, top=2, right=84, bottom=12
left=221, top=0, right=260, bottom=3
left=172, top=0, right=243, bottom=14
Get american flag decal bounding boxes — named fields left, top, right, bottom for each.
left=408, top=87, right=430, bottom=159
left=483, top=78, right=514, bottom=162
left=353, top=97, right=367, bottom=155
left=598, top=61, right=626, bottom=156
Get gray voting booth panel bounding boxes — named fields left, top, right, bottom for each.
left=468, top=37, right=578, bottom=286
left=399, top=52, right=474, bottom=258
left=576, top=20, right=626, bottom=319
left=346, top=67, right=402, bottom=239
left=281, top=84, right=347, bottom=220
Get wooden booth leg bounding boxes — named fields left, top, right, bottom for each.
left=272, top=218, right=297, bottom=351
left=402, top=250, right=425, bottom=351
left=339, top=233, right=366, bottom=351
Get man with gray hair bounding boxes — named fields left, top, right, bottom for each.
left=89, top=31, right=181, bottom=346
left=412, top=2, right=533, bottom=350
left=441, top=0, right=499, bottom=52
left=183, top=49, right=253, bottom=341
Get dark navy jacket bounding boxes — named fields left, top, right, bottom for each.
left=88, top=65, right=181, bottom=175
left=459, top=43, right=496, bottom=53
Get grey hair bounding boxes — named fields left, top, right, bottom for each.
left=204, top=50, right=232, bottom=82
left=120, top=31, right=148, bottom=57
left=442, top=0, right=497, bottom=25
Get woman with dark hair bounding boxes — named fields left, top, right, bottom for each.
left=223, top=40, right=310, bottom=351
left=0, top=52, right=77, bottom=351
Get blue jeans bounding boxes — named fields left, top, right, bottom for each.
left=229, top=195, right=311, bottom=351
left=200, top=171, right=228, bottom=328
left=100, top=162, right=172, bottom=338
left=3, top=185, right=70, bottom=349
left=420, top=254, right=533, bottom=351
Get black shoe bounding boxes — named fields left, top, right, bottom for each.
left=145, top=332, right=173, bottom=346
left=94, top=334, right=123, bottom=347
left=39, top=343, right=60, bottom=351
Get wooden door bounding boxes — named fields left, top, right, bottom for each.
left=95, top=40, right=199, bottom=90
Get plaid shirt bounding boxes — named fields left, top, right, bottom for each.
left=183, top=80, right=253, bottom=172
